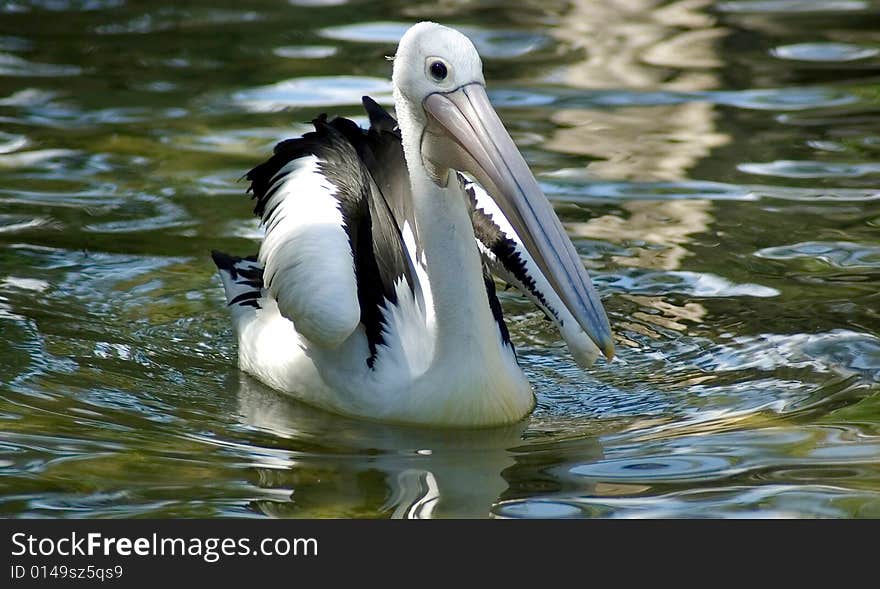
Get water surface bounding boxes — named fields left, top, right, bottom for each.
left=2, top=0, right=880, bottom=518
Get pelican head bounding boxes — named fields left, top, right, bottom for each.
left=392, top=22, right=615, bottom=361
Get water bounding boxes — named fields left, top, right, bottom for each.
left=1, top=0, right=879, bottom=518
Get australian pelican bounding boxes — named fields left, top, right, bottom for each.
left=212, top=22, right=614, bottom=426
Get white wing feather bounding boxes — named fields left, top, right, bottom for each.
left=466, top=178, right=601, bottom=368
left=259, top=155, right=360, bottom=348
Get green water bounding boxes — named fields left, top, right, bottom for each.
left=1, top=0, right=880, bottom=518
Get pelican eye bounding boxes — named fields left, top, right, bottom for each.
left=429, top=60, right=448, bottom=81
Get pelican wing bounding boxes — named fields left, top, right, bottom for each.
left=462, top=175, right=602, bottom=368
left=245, top=106, right=418, bottom=364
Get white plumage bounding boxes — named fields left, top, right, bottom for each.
left=258, top=155, right=360, bottom=348
left=213, top=22, right=613, bottom=426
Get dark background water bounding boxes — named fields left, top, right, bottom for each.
left=1, top=0, right=879, bottom=518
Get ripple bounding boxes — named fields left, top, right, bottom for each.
left=486, top=89, right=557, bottom=108
left=95, top=10, right=262, bottom=35
left=748, top=185, right=880, bottom=202
left=599, top=270, right=779, bottom=298
left=320, top=21, right=551, bottom=59
left=1, top=98, right=186, bottom=128
left=230, top=76, right=392, bottom=112
left=569, top=454, right=735, bottom=483
left=1, top=276, right=49, bottom=292
left=0, top=149, right=80, bottom=169
left=549, top=182, right=874, bottom=204
left=1, top=151, right=149, bottom=188
left=807, top=140, right=847, bottom=152
left=0, top=215, right=54, bottom=234
left=756, top=241, right=880, bottom=269
left=273, top=46, right=338, bottom=59
left=690, top=330, right=880, bottom=382
left=289, top=0, right=349, bottom=5
left=490, top=88, right=684, bottom=109
left=717, top=1, right=869, bottom=13
left=0, top=88, right=59, bottom=107
left=5, top=0, right=126, bottom=11
left=319, top=21, right=406, bottom=43
left=170, top=127, right=304, bottom=156
left=772, top=43, right=879, bottom=62
left=0, top=187, right=122, bottom=209
left=0, top=36, right=33, bottom=52
left=491, top=86, right=857, bottom=112
left=710, top=88, right=857, bottom=111
left=83, top=196, right=190, bottom=234
left=739, top=160, right=880, bottom=178
left=766, top=465, right=871, bottom=483
left=132, top=81, right=177, bottom=94
left=803, top=333, right=880, bottom=382
left=192, top=170, right=250, bottom=195
left=493, top=500, right=603, bottom=518
left=0, top=53, right=81, bottom=77
left=541, top=177, right=754, bottom=202
left=535, top=484, right=880, bottom=518
left=0, top=131, right=28, bottom=154
left=226, top=218, right=262, bottom=241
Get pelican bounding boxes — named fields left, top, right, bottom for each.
left=212, top=22, right=614, bottom=427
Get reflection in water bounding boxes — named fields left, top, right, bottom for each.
left=235, top=376, right=604, bottom=518
left=537, top=0, right=734, bottom=353
left=546, top=0, right=730, bottom=180
left=569, top=199, right=714, bottom=270
left=542, top=0, right=726, bottom=334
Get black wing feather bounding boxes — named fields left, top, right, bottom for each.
left=244, top=104, right=417, bottom=367
left=241, top=101, right=529, bottom=365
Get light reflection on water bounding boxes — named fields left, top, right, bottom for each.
left=1, top=0, right=879, bottom=518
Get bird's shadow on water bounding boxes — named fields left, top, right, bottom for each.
left=229, top=373, right=606, bottom=518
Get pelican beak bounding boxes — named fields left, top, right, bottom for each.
left=423, top=83, right=614, bottom=361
